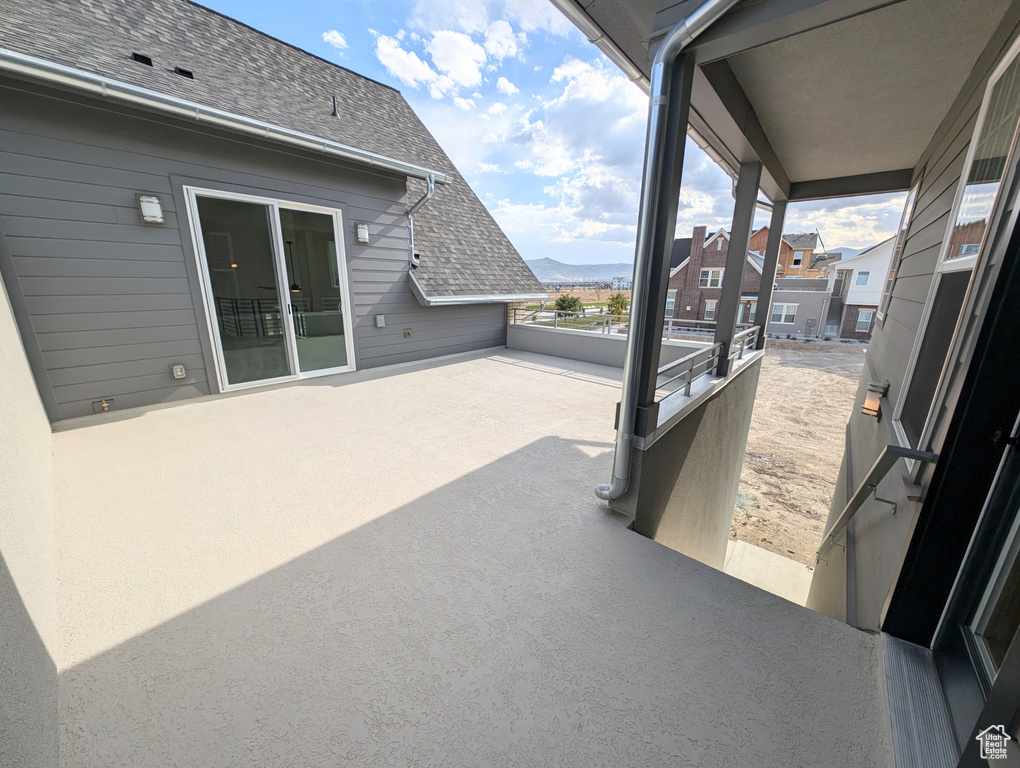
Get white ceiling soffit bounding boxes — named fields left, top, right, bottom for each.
left=727, top=0, right=1014, bottom=182
left=580, top=0, right=656, bottom=80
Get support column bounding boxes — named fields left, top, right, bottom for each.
left=631, top=52, right=696, bottom=438
left=754, top=200, right=787, bottom=348
left=715, top=161, right=761, bottom=375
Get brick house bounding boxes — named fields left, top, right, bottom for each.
left=666, top=226, right=764, bottom=323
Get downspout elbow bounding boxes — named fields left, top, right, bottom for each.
left=407, top=173, right=435, bottom=269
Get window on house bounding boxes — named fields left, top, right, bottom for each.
left=877, top=180, right=921, bottom=322
left=748, top=301, right=757, bottom=323
left=895, top=41, right=1020, bottom=448
left=856, top=271, right=871, bottom=286
left=699, top=268, right=724, bottom=288
left=664, top=289, right=677, bottom=317
left=856, top=310, right=874, bottom=333
left=793, top=251, right=803, bottom=266
left=704, top=300, right=717, bottom=320
left=771, top=303, right=797, bottom=323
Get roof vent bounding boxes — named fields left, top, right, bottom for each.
left=131, top=53, right=153, bottom=66
left=174, top=66, right=194, bottom=79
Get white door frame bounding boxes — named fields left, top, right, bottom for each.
left=184, top=185, right=357, bottom=393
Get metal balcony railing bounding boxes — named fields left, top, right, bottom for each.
left=654, top=325, right=759, bottom=401
left=509, top=308, right=756, bottom=341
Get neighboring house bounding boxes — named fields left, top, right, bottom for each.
left=666, top=226, right=762, bottom=323
left=774, top=231, right=821, bottom=277
left=612, top=276, right=633, bottom=290
left=666, top=225, right=834, bottom=328
left=769, top=278, right=830, bottom=337
left=0, top=0, right=544, bottom=422
left=824, top=237, right=895, bottom=340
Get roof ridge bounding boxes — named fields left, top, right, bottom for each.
left=187, top=0, right=400, bottom=94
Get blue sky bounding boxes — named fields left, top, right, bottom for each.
left=199, top=0, right=907, bottom=264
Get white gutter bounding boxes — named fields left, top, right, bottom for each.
left=408, top=270, right=546, bottom=306
left=0, top=47, right=451, bottom=185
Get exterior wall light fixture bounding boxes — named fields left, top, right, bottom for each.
left=356, top=223, right=370, bottom=244
left=137, top=194, right=164, bottom=224
left=861, top=381, right=889, bottom=418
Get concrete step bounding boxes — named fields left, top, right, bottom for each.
left=723, top=539, right=812, bottom=606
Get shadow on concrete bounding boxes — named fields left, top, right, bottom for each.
left=56, top=437, right=891, bottom=767
left=0, top=551, right=58, bottom=768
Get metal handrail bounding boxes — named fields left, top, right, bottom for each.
left=656, top=343, right=723, bottom=397
left=730, top=326, right=759, bottom=360
left=815, top=444, right=938, bottom=563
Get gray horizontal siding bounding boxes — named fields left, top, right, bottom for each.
left=0, top=82, right=510, bottom=419
left=810, top=10, right=1020, bottom=628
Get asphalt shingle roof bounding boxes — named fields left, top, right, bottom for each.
left=0, top=0, right=544, bottom=298
left=783, top=233, right=818, bottom=250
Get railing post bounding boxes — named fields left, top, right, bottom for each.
left=755, top=200, right=787, bottom=349
left=554, top=312, right=558, bottom=328
left=715, top=160, right=761, bottom=376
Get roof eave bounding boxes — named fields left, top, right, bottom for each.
left=0, top=47, right=452, bottom=185
left=409, top=270, right=547, bottom=306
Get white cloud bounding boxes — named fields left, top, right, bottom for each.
left=496, top=76, right=519, bottom=95
left=487, top=102, right=508, bottom=115
left=483, top=20, right=518, bottom=60
left=322, top=30, right=348, bottom=51
left=477, top=162, right=503, bottom=173
left=408, top=0, right=572, bottom=37
left=426, top=30, right=488, bottom=89
left=409, top=0, right=490, bottom=34
left=454, top=97, right=476, bottom=111
left=374, top=36, right=438, bottom=88
left=503, top=0, right=574, bottom=35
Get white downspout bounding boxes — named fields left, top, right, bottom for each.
left=407, top=173, right=435, bottom=268
left=595, top=0, right=745, bottom=501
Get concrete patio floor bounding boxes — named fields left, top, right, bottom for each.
left=52, top=348, right=892, bottom=767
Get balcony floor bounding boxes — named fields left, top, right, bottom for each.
left=53, top=348, right=892, bottom=767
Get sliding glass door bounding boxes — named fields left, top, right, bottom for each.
left=279, top=208, right=349, bottom=373
left=187, top=188, right=355, bottom=390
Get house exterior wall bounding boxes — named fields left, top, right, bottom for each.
left=668, top=226, right=762, bottom=321
left=768, top=289, right=830, bottom=337
left=0, top=82, right=507, bottom=421
left=840, top=305, right=877, bottom=341
left=0, top=266, right=58, bottom=768
left=835, top=239, right=895, bottom=307
left=622, top=356, right=762, bottom=569
left=807, top=16, right=1020, bottom=627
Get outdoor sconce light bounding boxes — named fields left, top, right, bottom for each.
left=356, top=222, right=370, bottom=243
left=136, top=194, right=164, bottom=224
left=861, top=380, right=889, bottom=418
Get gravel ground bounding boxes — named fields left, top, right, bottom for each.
left=731, top=341, right=866, bottom=565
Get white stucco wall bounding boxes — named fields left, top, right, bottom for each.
left=0, top=276, right=58, bottom=767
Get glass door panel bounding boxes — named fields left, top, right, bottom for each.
left=196, top=196, right=290, bottom=385
left=279, top=208, right=349, bottom=372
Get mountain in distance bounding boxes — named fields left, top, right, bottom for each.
left=526, top=257, right=634, bottom=283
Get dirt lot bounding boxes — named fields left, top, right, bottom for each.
left=731, top=341, right=866, bottom=565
